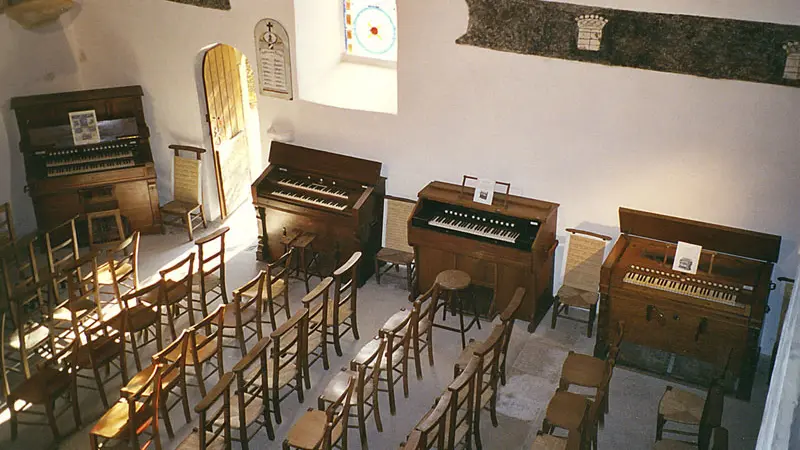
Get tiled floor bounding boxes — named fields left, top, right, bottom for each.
left=0, top=208, right=768, bottom=449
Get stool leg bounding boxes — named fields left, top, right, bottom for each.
left=551, top=296, right=560, bottom=329
left=457, top=293, right=467, bottom=348
left=471, top=288, right=481, bottom=330
left=588, top=303, right=597, bottom=338
left=300, top=248, right=310, bottom=293
left=375, top=259, right=381, bottom=284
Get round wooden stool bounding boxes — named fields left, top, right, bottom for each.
left=287, top=231, right=321, bottom=293
left=434, top=269, right=481, bottom=348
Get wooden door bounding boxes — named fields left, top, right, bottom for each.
left=203, top=44, right=252, bottom=219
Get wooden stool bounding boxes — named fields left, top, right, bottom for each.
left=289, top=232, right=321, bottom=293
left=433, top=269, right=481, bottom=348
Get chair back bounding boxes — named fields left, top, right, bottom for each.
left=270, top=307, right=308, bottom=389
left=0, top=202, right=16, bottom=246
left=231, top=271, right=265, bottom=334
left=195, top=226, right=229, bottom=287
left=86, top=209, right=126, bottom=250
left=384, top=197, right=415, bottom=253
left=63, top=252, right=103, bottom=327
left=447, top=355, right=480, bottom=449
left=498, top=287, right=525, bottom=374
left=351, top=337, right=387, bottom=399
left=172, top=149, right=202, bottom=205
left=302, top=277, right=332, bottom=356
left=0, top=235, right=42, bottom=313
left=380, top=308, right=414, bottom=369
left=195, top=372, right=235, bottom=450
left=333, top=251, right=361, bottom=323
left=122, top=361, right=163, bottom=450
left=322, top=373, right=356, bottom=449
left=189, top=304, right=225, bottom=371
left=412, top=390, right=452, bottom=450
left=562, top=229, right=611, bottom=293
left=120, top=281, right=164, bottom=350
left=697, top=379, right=725, bottom=450
left=231, top=336, right=274, bottom=445
left=473, top=324, right=505, bottom=394
left=106, top=231, right=140, bottom=297
left=160, top=252, right=195, bottom=321
left=45, top=216, right=81, bottom=302
left=413, top=284, right=438, bottom=332
left=75, top=308, right=127, bottom=375
left=149, top=330, right=190, bottom=395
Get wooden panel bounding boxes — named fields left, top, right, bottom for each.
left=218, top=131, right=251, bottom=214
left=563, top=233, right=606, bottom=292
left=269, top=142, right=382, bottom=186
left=385, top=197, right=415, bottom=253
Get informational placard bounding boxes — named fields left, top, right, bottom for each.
left=254, top=19, right=293, bottom=100
left=473, top=178, right=496, bottom=205
left=69, top=110, right=101, bottom=146
left=673, top=241, right=702, bottom=274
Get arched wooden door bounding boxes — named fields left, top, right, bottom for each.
left=202, top=44, right=255, bottom=219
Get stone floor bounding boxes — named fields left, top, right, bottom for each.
left=0, top=207, right=769, bottom=449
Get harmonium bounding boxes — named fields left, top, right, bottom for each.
left=596, top=207, right=781, bottom=400
left=408, top=181, right=559, bottom=329
left=251, top=142, right=385, bottom=285
left=11, top=86, right=161, bottom=236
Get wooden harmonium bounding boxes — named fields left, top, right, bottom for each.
left=251, top=142, right=385, bottom=285
left=598, top=207, right=781, bottom=399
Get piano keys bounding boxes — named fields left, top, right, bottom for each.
left=596, top=207, right=781, bottom=400
left=409, top=181, right=559, bottom=329
left=251, top=142, right=385, bottom=285
left=10, top=86, right=162, bottom=235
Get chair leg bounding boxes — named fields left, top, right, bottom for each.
left=300, top=249, right=310, bottom=293
left=283, top=290, right=292, bottom=321
left=303, top=352, right=312, bottom=390
left=656, top=414, right=665, bottom=441
left=373, top=389, right=383, bottom=432
left=413, top=334, right=423, bottom=380
left=474, top=410, right=482, bottom=450
left=375, top=259, right=381, bottom=284
left=588, top=304, right=597, bottom=338
left=490, top=392, right=499, bottom=427
left=9, top=401, right=18, bottom=440
left=93, top=366, right=110, bottom=409
left=161, top=392, right=176, bottom=439
left=186, top=212, right=194, bottom=241
left=130, top=331, right=142, bottom=372
left=551, top=296, right=560, bottom=329
left=333, top=324, right=343, bottom=357
left=264, top=398, right=275, bottom=440
left=237, top=327, right=247, bottom=357
left=273, top=388, right=283, bottom=424
left=322, top=336, right=330, bottom=370
left=358, top=401, right=369, bottom=449
left=45, top=400, right=60, bottom=439
left=386, top=367, right=396, bottom=416
left=200, top=205, right=207, bottom=229
left=194, top=363, right=207, bottom=397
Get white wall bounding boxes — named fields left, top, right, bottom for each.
left=0, top=8, right=84, bottom=233
left=31, top=0, right=800, bottom=351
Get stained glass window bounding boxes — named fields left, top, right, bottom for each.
left=344, top=0, right=398, bottom=62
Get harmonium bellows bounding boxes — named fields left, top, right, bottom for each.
left=251, top=142, right=385, bottom=286
left=596, top=207, right=781, bottom=400
left=10, top=86, right=161, bottom=235
left=408, top=181, right=559, bottom=329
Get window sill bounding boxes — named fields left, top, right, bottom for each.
left=301, top=61, right=397, bottom=115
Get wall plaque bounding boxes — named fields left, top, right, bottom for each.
left=254, top=18, right=293, bottom=100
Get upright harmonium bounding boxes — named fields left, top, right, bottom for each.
left=251, top=142, right=385, bottom=285
left=596, top=207, right=781, bottom=400
left=11, top=86, right=161, bottom=234
left=409, top=181, right=559, bottom=329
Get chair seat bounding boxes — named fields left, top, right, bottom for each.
left=161, top=200, right=200, bottom=215
left=455, top=340, right=482, bottom=372
left=165, top=333, right=217, bottom=365
left=653, top=439, right=697, bottom=450
left=90, top=399, right=152, bottom=439
left=557, top=285, right=598, bottom=308
left=560, top=352, right=606, bottom=388
left=241, top=278, right=286, bottom=301
left=436, top=270, right=471, bottom=291
left=326, top=302, right=353, bottom=326
left=659, top=387, right=704, bottom=425
left=73, top=336, right=121, bottom=368
left=192, top=272, right=221, bottom=292
left=382, top=310, right=411, bottom=333
left=545, top=391, right=589, bottom=431
left=221, top=394, right=265, bottom=429
left=222, top=305, right=258, bottom=328
left=108, top=304, right=158, bottom=333
left=122, top=364, right=179, bottom=397
left=320, top=369, right=373, bottom=404
left=531, top=434, right=569, bottom=450
left=96, top=262, right=133, bottom=286
left=176, top=429, right=226, bottom=450
left=140, top=280, right=189, bottom=306
left=7, top=322, right=49, bottom=351
left=8, top=366, right=71, bottom=404
left=352, top=338, right=383, bottom=366
left=52, top=298, right=97, bottom=321
left=285, top=409, right=343, bottom=450
left=376, top=248, right=415, bottom=265
left=252, top=358, right=298, bottom=389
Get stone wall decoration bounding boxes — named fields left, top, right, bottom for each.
left=254, top=18, right=293, bottom=100
left=166, top=0, right=230, bottom=10
left=456, top=0, right=800, bottom=88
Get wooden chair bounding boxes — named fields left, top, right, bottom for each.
left=242, top=249, right=292, bottom=332
left=498, top=286, right=525, bottom=386
left=0, top=201, right=17, bottom=247
left=44, top=215, right=81, bottom=308
left=319, top=337, right=387, bottom=449
left=224, top=271, right=266, bottom=356
left=141, top=252, right=195, bottom=340
left=176, top=372, right=235, bottom=450
left=55, top=252, right=105, bottom=333
left=287, top=231, right=321, bottom=294
left=400, top=391, right=452, bottom=450
left=283, top=374, right=355, bottom=450
left=229, top=336, right=276, bottom=448
left=167, top=304, right=224, bottom=398
left=453, top=323, right=505, bottom=449
left=447, top=355, right=480, bottom=449
left=654, top=427, right=729, bottom=450
left=531, top=422, right=584, bottom=450
left=109, top=281, right=163, bottom=372
left=656, top=378, right=725, bottom=443
left=542, top=369, right=609, bottom=450
left=269, top=307, right=308, bottom=424
left=98, top=231, right=140, bottom=304
left=409, top=284, right=439, bottom=379
left=6, top=329, right=81, bottom=442
left=69, top=307, right=129, bottom=409
left=375, top=196, right=417, bottom=296
left=87, top=208, right=126, bottom=251
left=161, top=144, right=207, bottom=241
left=550, top=229, right=612, bottom=337
left=123, top=330, right=191, bottom=440
left=327, top=251, right=362, bottom=357
left=192, top=227, right=230, bottom=319
left=89, top=361, right=162, bottom=450
left=302, top=277, right=333, bottom=383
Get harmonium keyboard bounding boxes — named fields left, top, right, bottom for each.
left=11, top=86, right=162, bottom=235
left=409, top=181, right=559, bottom=329
left=251, top=142, right=385, bottom=285
left=597, top=207, right=781, bottom=400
